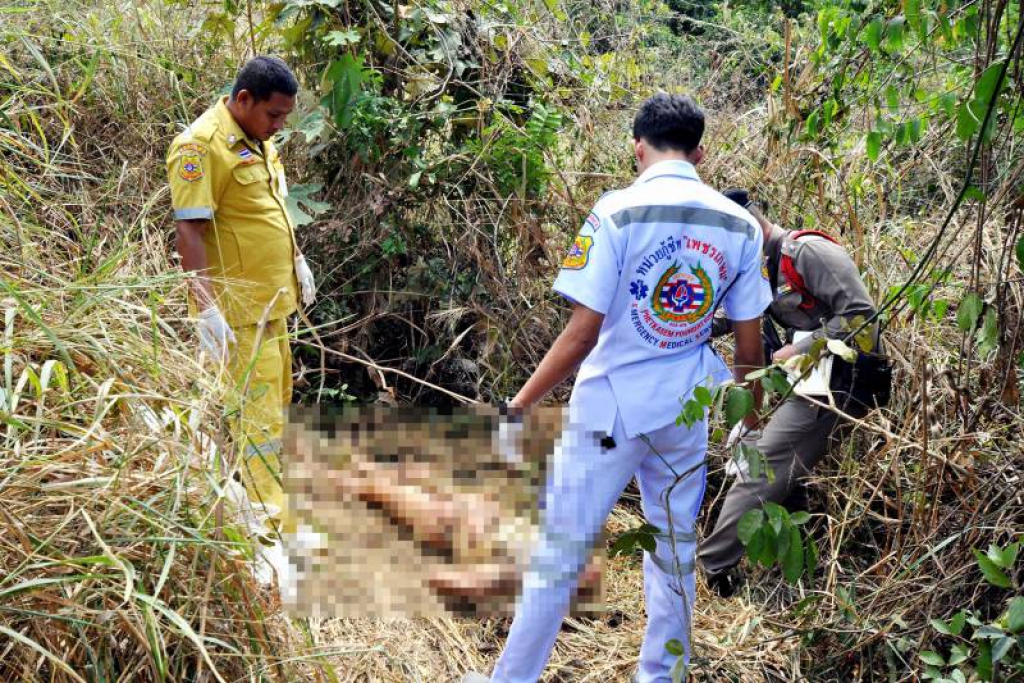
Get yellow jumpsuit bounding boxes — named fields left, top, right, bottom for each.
left=166, top=97, right=299, bottom=526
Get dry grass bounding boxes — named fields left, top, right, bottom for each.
left=2, top=1, right=1023, bottom=682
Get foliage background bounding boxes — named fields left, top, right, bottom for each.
left=1, top=0, right=1023, bottom=680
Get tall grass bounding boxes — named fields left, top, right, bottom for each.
left=0, top=2, right=341, bottom=680
left=2, top=0, right=1022, bottom=680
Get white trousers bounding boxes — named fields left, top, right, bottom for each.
left=491, top=410, right=708, bottom=683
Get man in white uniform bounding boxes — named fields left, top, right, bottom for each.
left=464, top=93, right=772, bottom=683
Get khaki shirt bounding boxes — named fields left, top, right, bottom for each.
left=764, top=226, right=877, bottom=353
left=166, top=97, right=298, bottom=326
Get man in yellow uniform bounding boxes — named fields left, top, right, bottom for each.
left=166, top=56, right=316, bottom=533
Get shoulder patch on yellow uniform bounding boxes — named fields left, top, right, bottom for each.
left=178, top=143, right=208, bottom=182
left=562, top=234, right=594, bottom=270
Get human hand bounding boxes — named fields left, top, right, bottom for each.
left=197, top=306, right=236, bottom=362
left=295, top=254, right=316, bottom=307
left=772, top=343, right=798, bottom=363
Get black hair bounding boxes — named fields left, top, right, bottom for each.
left=723, top=188, right=752, bottom=208
left=632, top=93, right=705, bottom=153
left=231, top=56, right=298, bottom=102
left=724, top=187, right=770, bottom=217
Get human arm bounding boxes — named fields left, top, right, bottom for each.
left=791, top=240, right=878, bottom=355
left=510, top=304, right=604, bottom=408
left=175, top=219, right=216, bottom=311
left=732, top=317, right=765, bottom=430
left=175, top=218, right=235, bottom=360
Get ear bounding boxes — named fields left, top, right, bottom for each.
left=235, top=89, right=251, bottom=107
left=634, top=138, right=644, bottom=163
left=691, top=145, right=705, bottom=165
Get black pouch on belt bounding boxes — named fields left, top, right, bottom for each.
left=831, top=351, right=893, bottom=412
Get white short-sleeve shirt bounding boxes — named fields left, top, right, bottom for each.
left=553, top=160, right=772, bottom=438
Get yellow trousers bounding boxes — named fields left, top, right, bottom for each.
left=227, top=316, right=292, bottom=530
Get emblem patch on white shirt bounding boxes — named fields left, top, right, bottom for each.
left=562, top=234, right=593, bottom=270
left=629, top=237, right=725, bottom=350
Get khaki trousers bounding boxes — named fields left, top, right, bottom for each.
left=698, top=396, right=858, bottom=578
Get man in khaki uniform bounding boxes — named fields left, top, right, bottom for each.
left=700, top=189, right=886, bottom=596
left=166, top=56, right=316, bottom=530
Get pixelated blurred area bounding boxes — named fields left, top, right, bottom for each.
left=281, top=405, right=605, bottom=618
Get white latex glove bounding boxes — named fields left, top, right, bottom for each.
left=724, top=422, right=762, bottom=479
left=295, top=254, right=316, bottom=307
left=496, top=415, right=524, bottom=465
left=198, top=306, right=236, bottom=363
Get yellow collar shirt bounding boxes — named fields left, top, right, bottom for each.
left=166, top=96, right=298, bottom=326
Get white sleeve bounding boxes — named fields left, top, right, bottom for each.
left=723, top=224, right=772, bottom=321
left=552, top=209, right=623, bottom=315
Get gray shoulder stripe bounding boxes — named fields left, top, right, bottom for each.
left=610, top=205, right=754, bottom=239
left=174, top=207, right=214, bottom=220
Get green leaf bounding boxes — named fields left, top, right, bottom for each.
left=807, top=109, right=821, bottom=136
left=665, top=639, right=684, bottom=656
left=609, top=531, right=638, bottom=558
left=864, top=16, right=884, bottom=52
left=956, top=101, right=979, bottom=141
left=991, top=636, right=1014, bottom=663
left=887, top=16, right=906, bottom=51
left=950, top=610, right=966, bottom=636
left=919, top=650, right=945, bottom=667
left=285, top=184, right=331, bottom=227
left=295, top=109, right=327, bottom=143
left=724, top=387, right=754, bottom=428
left=975, top=550, right=1012, bottom=588
left=755, top=525, right=778, bottom=567
left=986, top=542, right=1017, bottom=569
left=956, top=293, right=983, bottom=332
left=932, top=618, right=953, bottom=635
left=694, top=386, right=713, bottom=407
left=886, top=85, right=900, bottom=112
left=977, top=307, right=999, bottom=356
left=737, top=509, right=764, bottom=546
left=948, top=643, right=970, bottom=666
left=974, top=62, right=1005, bottom=107
left=782, top=525, right=804, bottom=583
left=938, top=93, right=957, bottom=118
left=637, top=529, right=657, bottom=554
left=866, top=131, right=881, bottom=161
left=827, top=338, right=859, bottom=362
left=746, top=525, right=767, bottom=563
left=805, top=534, right=818, bottom=580
left=903, top=0, right=921, bottom=32
left=977, top=640, right=993, bottom=680
left=974, top=625, right=1007, bottom=639
left=1006, top=596, right=1024, bottom=634
left=1016, top=236, right=1024, bottom=270
left=763, top=502, right=788, bottom=533
left=790, top=511, right=811, bottom=525
left=323, top=28, right=361, bottom=47
left=670, top=655, right=688, bottom=683
left=324, top=54, right=367, bottom=129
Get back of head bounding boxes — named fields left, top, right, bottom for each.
left=231, top=55, right=298, bottom=102
left=632, top=93, right=705, bottom=154
left=723, top=187, right=769, bottom=226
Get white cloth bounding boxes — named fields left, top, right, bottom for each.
left=490, top=409, right=708, bottom=683
left=197, top=306, right=236, bottom=362
left=724, top=423, right=762, bottom=479
left=294, top=254, right=316, bottom=307
left=552, top=160, right=772, bottom=438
